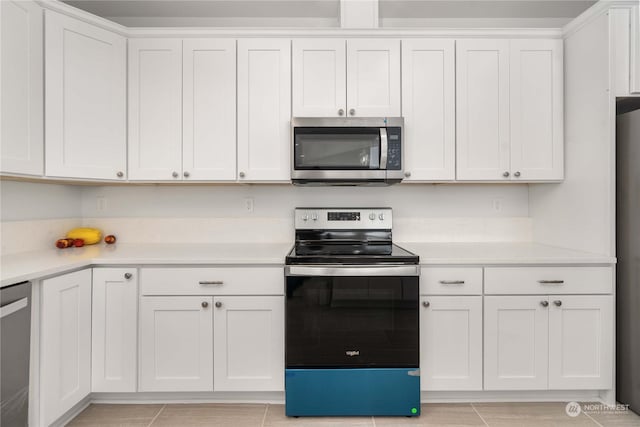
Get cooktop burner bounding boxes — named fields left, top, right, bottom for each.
left=286, top=207, right=419, bottom=265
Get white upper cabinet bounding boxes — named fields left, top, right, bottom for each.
left=510, top=39, right=563, bottom=180
left=292, top=39, right=346, bottom=117
left=183, top=39, right=236, bottom=181
left=346, top=39, right=401, bottom=117
left=456, top=39, right=510, bottom=181
left=0, top=0, right=43, bottom=176
left=402, top=39, right=455, bottom=181
left=631, top=6, right=640, bottom=94
left=45, top=11, right=126, bottom=180
left=237, top=39, right=291, bottom=181
left=457, top=39, right=563, bottom=181
left=128, top=39, right=183, bottom=181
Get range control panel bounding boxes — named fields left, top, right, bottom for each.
left=295, top=208, right=392, bottom=230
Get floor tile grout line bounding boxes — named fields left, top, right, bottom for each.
left=582, top=410, right=604, bottom=427
left=146, top=404, right=166, bottom=427
left=470, top=403, right=490, bottom=427
left=261, top=403, right=269, bottom=427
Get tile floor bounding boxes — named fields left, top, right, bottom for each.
left=67, top=402, right=640, bottom=427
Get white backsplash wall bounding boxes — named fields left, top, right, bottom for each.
left=1, top=180, right=83, bottom=254
left=80, top=184, right=532, bottom=243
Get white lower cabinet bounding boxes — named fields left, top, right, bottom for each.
left=484, top=295, right=613, bottom=391
left=139, top=296, right=214, bottom=391
left=484, top=296, right=549, bottom=390
left=41, top=269, right=92, bottom=426
left=92, top=268, right=138, bottom=392
left=420, top=296, right=483, bottom=391
left=548, top=295, right=613, bottom=390
left=213, top=296, right=284, bottom=391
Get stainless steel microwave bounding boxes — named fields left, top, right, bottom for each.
left=291, top=117, right=404, bottom=186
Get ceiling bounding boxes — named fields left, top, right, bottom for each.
left=61, top=0, right=598, bottom=27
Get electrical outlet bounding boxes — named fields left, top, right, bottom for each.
left=96, top=196, right=106, bottom=212
left=244, top=197, right=254, bottom=213
left=491, top=198, right=503, bottom=213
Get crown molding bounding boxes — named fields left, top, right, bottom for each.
left=562, top=0, right=639, bottom=38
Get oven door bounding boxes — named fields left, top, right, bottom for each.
left=285, top=265, right=419, bottom=368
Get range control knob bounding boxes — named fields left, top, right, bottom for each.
left=369, top=213, right=376, bottom=220
left=302, top=214, right=309, bottom=222
left=379, top=213, right=385, bottom=221
left=311, top=213, right=318, bottom=221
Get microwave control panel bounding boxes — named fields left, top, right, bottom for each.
left=386, top=127, right=402, bottom=170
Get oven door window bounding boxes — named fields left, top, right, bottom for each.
left=286, top=276, right=419, bottom=368
left=294, top=127, right=381, bottom=170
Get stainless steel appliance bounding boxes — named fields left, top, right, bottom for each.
left=616, top=101, right=640, bottom=415
left=285, top=208, right=420, bottom=417
left=291, top=117, right=404, bottom=186
left=1, top=281, right=32, bottom=426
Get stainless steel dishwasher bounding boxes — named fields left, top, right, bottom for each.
left=1, top=281, right=32, bottom=426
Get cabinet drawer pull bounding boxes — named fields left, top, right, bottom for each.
left=439, top=280, right=465, bottom=285
left=199, top=280, right=224, bottom=285
left=540, top=300, right=549, bottom=307
left=124, top=272, right=133, bottom=280
left=553, top=300, right=562, bottom=307
left=422, top=301, right=430, bottom=308
left=215, top=301, right=222, bottom=308
left=538, top=280, right=565, bottom=284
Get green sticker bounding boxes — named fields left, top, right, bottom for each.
left=411, top=408, right=418, bottom=414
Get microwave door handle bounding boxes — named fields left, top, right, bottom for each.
left=379, top=128, right=388, bottom=169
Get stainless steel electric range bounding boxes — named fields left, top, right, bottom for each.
left=285, top=208, right=420, bottom=417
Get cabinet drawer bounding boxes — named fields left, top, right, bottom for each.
left=421, top=267, right=482, bottom=295
left=141, top=267, right=283, bottom=296
left=484, top=267, right=612, bottom=295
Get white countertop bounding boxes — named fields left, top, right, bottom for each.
left=397, top=242, right=616, bottom=265
left=1, top=241, right=615, bottom=288
left=0, top=243, right=293, bottom=287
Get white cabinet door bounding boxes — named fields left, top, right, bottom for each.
left=183, top=39, right=236, bottom=181
left=139, top=296, right=213, bottom=391
left=213, top=296, right=284, bottom=391
left=421, top=296, right=482, bottom=391
left=45, top=10, right=126, bottom=180
left=237, top=39, right=291, bottom=182
left=510, top=39, right=563, bottom=181
left=401, top=39, right=455, bottom=181
left=346, top=39, right=401, bottom=117
left=484, top=296, right=549, bottom=390
left=0, top=0, right=43, bottom=176
left=129, top=39, right=182, bottom=181
left=456, top=39, right=510, bottom=181
left=631, top=6, right=640, bottom=94
left=548, top=295, right=613, bottom=390
left=91, top=268, right=138, bottom=393
left=292, top=39, right=346, bottom=117
left=41, top=269, right=92, bottom=426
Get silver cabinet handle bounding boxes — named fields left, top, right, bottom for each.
left=439, top=280, right=465, bottom=285
left=172, top=171, right=179, bottom=178
left=338, top=109, right=344, bottom=116
left=404, top=171, right=411, bottom=178
left=215, top=301, right=222, bottom=308
left=116, top=171, right=124, bottom=178
left=503, top=171, right=510, bottom=177
left=540, top=300, right=549, bottom=307
left=183, top=171, right=190, bottom=178
left=239, top=172, right=246, bottom=178
left=379, top=128, right=388, bottom=169
left=124, top=272, right=133, bottom=280
left=349, top=108, right=355, bottom=116
left=553, top=300, right=562, bottom=307
left=422, top=301, right=430, bottom=308
left=538, top=280, right=565, bottom=284
left=514, top=171, right=521, bottom=177
left=199, top=281, right=223, bottom=285
left=202, top=301, right=209, bottom=308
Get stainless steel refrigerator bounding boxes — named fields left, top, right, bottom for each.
left=616, top=101, right=640, bottom=415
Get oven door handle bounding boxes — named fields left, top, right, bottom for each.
left=286, top=265, right=419, bottom=277
left=379, top=128, right=388, bottom=169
